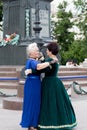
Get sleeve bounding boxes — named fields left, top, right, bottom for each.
left=26, top=58, right=51, bottom=75
left=30, top=60, right=39, bottom=69
left=31, top=58, right=52, bottom=74
left=32, top=66, right=51, bottom=74
left=25, top=60, right=30, bottom=69
left=25, top=59, right=39, bottom=70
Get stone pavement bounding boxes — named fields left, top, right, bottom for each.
left=0, top=95, right=87, bottom=130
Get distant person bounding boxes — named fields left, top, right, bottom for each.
left=66, top=59, right=73, bottom=66
left=73, top=59, right=78, bottom=66
left=66, top=59, right=78, bottom=67
left=20, top=43, right=54, bottom=130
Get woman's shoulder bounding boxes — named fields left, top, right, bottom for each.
left=46, top=57, right=59, bottom=63
left=45, top=58, right=52, bottom=62
left=26, top=58, right=35, bottom=64
left=27, top=58, right=37, bottom=62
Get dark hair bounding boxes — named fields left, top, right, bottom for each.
left=47, top=42, right=59, bottom=55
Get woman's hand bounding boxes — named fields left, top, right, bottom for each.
left=38, top=52, right=45, bottom=61
left=25, top=69, right=32, bottom=76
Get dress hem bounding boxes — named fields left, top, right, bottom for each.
left=38, top=121, right=77, bottom=129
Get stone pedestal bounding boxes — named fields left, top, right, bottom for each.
left=3, top=97, right=23, bottom=110
left=3, top=80, right=25, bottom=110
left=2, top=70, right=25, bottom=110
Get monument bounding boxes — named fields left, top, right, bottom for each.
left=1, top=0, right=54, bottom=110
left=0, top=0, right=53, bottom=65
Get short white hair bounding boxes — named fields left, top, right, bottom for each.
left=26, top=42, right=38, bottom=57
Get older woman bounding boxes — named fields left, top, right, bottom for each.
left=20, top=43, right=51, bottom=130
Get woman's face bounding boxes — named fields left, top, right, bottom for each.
left=30, top=47, right=40, bottom=59
left=46, top=49, right=52, bottom=56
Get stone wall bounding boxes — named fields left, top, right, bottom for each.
left=0, top=45, right=26, bottom=65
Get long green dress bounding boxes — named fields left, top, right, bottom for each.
left=33, top=58, right=77, bottom=130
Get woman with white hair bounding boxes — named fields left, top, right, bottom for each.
left=20, top=42, right=52, bottom=130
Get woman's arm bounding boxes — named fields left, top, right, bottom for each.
left=36, top=62, right=51, bottom=70
left=25, top=66, right=51, bottom=76
left=36, top=59, right=58, bottom=70
left=25, top=59, right=57, bottom=75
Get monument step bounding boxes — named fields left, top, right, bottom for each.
left=0, top=88, right=17, bottom=97
left=58, top=71, right=87, bottom=76
left=61, top=78, right=87, bottom=81
left=0, top=66, right=17, bottom=71
left=0, top=65, right=23, bottom=71
left=59, top=66, right=87, bottom=71
left=0, top=66, right=20, bottom=86
left=0, top=71, right=17, bottom=77
left=0, top=79, right=18, bottom=82
left=0, top=82, right=18, bottom=89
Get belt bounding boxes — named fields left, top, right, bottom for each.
left=27, top=76, right=40, bottom=79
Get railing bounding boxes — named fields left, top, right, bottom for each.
left=0, top=77, right=19, bottom=80
left=0, top=75, right=87, bottom=96
left=0, top=75, right=87, bottom=80
left=59, top=75, right=87, bottom=80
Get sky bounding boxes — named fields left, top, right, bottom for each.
left=51, top=0, right=75, bottom=14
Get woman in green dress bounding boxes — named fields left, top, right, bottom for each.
left=26, top=42, right=77, bottom=130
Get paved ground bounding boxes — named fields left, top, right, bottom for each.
left=0, top=91, right=87, bottom=130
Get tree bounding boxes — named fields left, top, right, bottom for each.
left=74, top=0, right=87, bottom=42
left=62, top=40, right=86, bottom=64
left=53, top=1, right=75, bottom=52
left=52, top=1, right=75, bottom=64
left=72, top=0, right=87, bottom=64
left=51, top=0, right=87, bottom=65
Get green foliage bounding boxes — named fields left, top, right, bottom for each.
left=52, top=0, right=87, bottom=65
left=74, top=0, right=87, bottom=41
left=60, top=40, right=84, bottom=64
left=53, top=1, right=75, bottom=51
left=60, top=39, right=87, bottom=65
left=74, top=0, right=87, bottom=13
